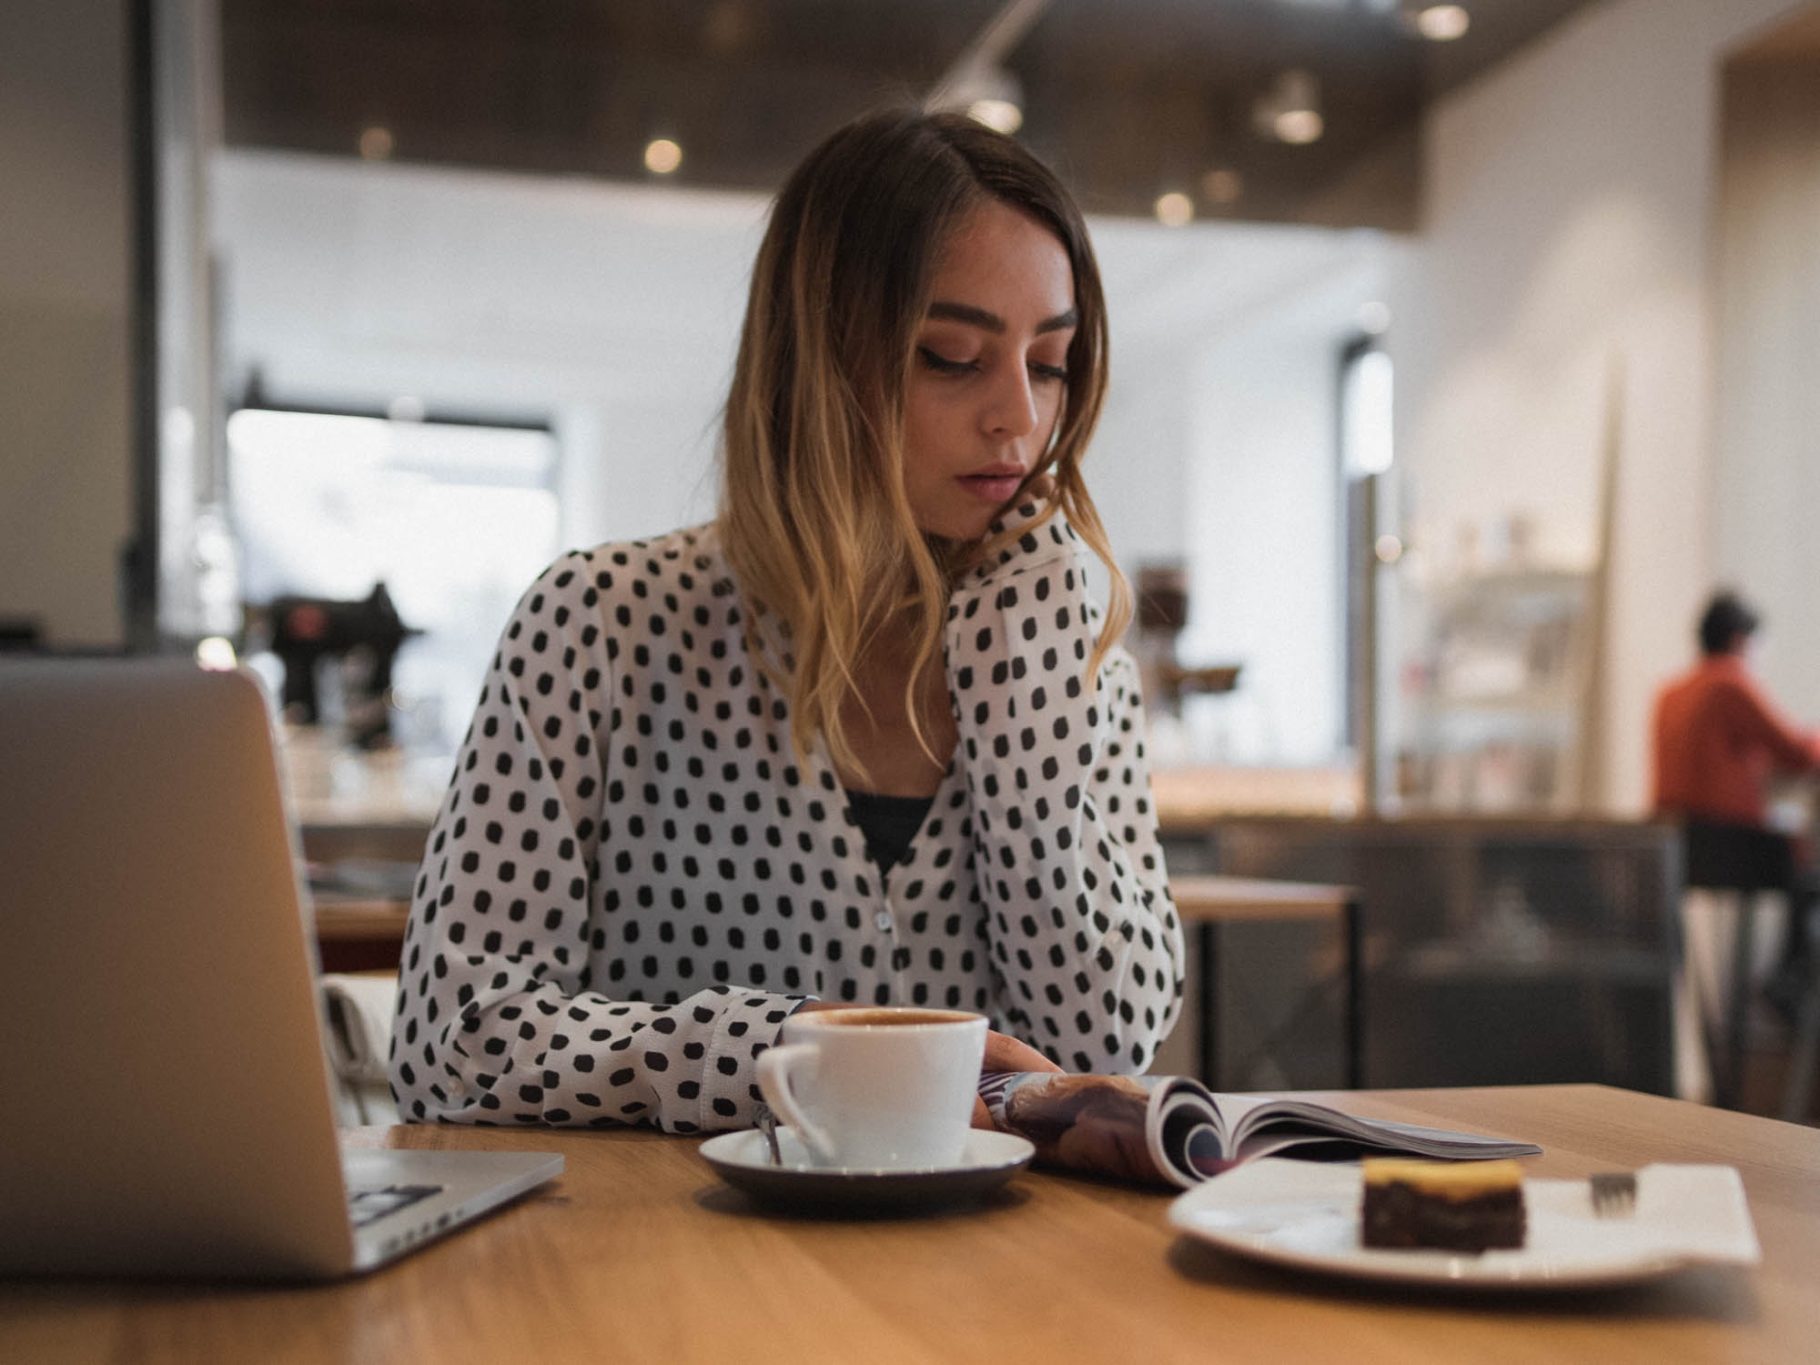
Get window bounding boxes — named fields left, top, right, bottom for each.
left=1337, top=335, right=1394, bottom=774
left=227, top=407, right=560, bottom=760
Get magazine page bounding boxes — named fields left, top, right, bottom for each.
left=979, top=1073, right=1540, bottom=1189
left=1223, top=1096, right=1542, bottom=1164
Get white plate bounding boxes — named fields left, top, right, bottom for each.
left=700, top=1127, right=1035, bottom=1213
left=1168, top=1159, right=1761, bottom=1291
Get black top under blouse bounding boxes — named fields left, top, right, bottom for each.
left=844, top=789, right=935, bottom=872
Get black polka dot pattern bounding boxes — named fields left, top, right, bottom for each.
left=389, top=502, right=1185, bottom=1132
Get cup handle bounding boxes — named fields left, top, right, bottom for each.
left=754, top=1042, right=834, bottom=1164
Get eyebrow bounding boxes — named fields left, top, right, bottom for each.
left=926, top=301, right=1079, bottom=335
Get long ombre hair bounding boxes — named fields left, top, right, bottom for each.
left=718, top=109, right=1130, bottom=779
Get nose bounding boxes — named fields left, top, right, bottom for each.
left=980, top=362, right=1040, bottom=440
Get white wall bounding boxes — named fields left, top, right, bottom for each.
left=1711, top=37, right=1820, bottom=720
left=214, top=154, right=769, bottom=551
left=0, top=0, right=135, bottom=647
left=217, top=152, right=1381, bottom=766
left=1388, top=0, right=1806, bottom=812
left=1088, top=218, right=1378, bottom=580
left=1176, top=250, right=1392, bottom=766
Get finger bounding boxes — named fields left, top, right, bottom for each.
left=1024, top=472, right=1056, bottom=502
left=972, top=1096, right=996, bottom=1130
left=791, top=999, right=859, bottom=1015
left=982, top=1030, right=1064, bottom=1074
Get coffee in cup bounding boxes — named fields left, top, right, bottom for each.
left=755, top=1006, right=987, bottom=1170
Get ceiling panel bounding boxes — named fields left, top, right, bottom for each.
left=219, top=0, right=1603, bottom=229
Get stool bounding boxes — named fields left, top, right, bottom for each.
left=1780, top=909, right=1820, bottom=1122
left=1682, top=821, right=1802, bottom=1111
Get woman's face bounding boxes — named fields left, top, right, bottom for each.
left=901, top=199, right=1078, bottom=540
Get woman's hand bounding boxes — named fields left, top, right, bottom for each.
left=972, top=1029, right=1063, bottom=1130
left=941, top=470, right=1059, bottom=576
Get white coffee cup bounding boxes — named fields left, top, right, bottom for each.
left=755, top=1007, right=988, bottom=1170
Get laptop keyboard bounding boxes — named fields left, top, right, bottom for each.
left=347, top=1183, right=444, bottom=1229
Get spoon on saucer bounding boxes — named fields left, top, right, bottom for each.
left=755, top=1106, right=783, bottom=1167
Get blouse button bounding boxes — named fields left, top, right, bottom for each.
left=873, top=909, right=894, bottom=933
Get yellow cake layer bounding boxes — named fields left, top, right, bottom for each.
left=1361, top=1158, right=1524, bottom=1196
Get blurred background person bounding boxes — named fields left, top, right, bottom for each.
left=1653, top=590, right=1820, bottom=1008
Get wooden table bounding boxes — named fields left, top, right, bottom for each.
left=7, top=1085, right=1814, bottom=1363
left=1172, top=874, right=1363, bottom=1089
left=311, top=896, right=410, bottom=974
left=1149, top=764, right=1364, bottom=832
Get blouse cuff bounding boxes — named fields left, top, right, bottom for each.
left=701, top=989, right=805, bottom=1130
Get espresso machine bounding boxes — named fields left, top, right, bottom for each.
left=266, top=583, right=418, bottom=749
left=1133, top=564, right=1241, bottom=714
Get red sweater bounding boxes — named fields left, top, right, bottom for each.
left=1651, top=654, right=1820, bottom=826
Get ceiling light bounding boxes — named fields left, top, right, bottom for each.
left=1154, top=192, right=1194, bottom=227
left=1200, top=168, right=1244, bottom=205
left=1411, top=5, right=1471, bottom=41
left=968, top=97, right=1023, bottom=135
left=644, top=138, right=683, bottom=174
left=1254, top=70, right=1324, bottom=145
left=358, top=125, right=394, bottom=160
left=1274, top=109, right=1324, bottom=145
left=948, top=65, right=1024, bottom=135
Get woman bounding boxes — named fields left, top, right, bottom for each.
left=389, top=109, right=1184, bottom=1133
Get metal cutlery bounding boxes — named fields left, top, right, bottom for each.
left=755, top=1105, right=783, bottom=1167
left=1589, top=1171, right=1637, bottom=1218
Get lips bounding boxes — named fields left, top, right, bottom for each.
left=957, top=466, right=1027, bottom=504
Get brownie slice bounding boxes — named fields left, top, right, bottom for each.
left=1360, top=1158, right=1526, bottom=1253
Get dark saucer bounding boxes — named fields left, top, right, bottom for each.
left=699, top=1127, right=1034, bottom=1214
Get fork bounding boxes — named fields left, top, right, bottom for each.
left=1589, top=1171, right=1638, bottom=1218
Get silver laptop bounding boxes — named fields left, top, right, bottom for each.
left=0, top=660, right=561, bottom=1279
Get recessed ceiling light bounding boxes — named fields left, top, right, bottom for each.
left=1274, top=109, right=1324, bottom=145
left=644, top=138, right=683, bottom=174
left=1412, top=5, right=1470, bottom=41
left=968, top=98, right=1023, bottom=134
left=1154, top=192, right=1194, bottom=227
left=1254, top=70, right=1324, bottom=145
left=358, top=125, right=395, bottom=160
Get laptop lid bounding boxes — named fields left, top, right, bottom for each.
left=0, top=661, right=358, bottom=1277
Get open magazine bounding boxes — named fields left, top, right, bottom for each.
left=978, top=1072, right=1541, bottom=1190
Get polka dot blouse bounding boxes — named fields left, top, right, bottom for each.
left=389, top=501, right=1185, bottom=1132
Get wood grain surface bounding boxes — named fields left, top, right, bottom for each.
left=4, top=1085, right=1817, bottom=1364
left=1170, top=874, right=1354, bottom=922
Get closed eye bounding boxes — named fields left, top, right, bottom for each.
left=918, top=347, right=979, bottom=376
left=919, top=347, right=1068, bottom=384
